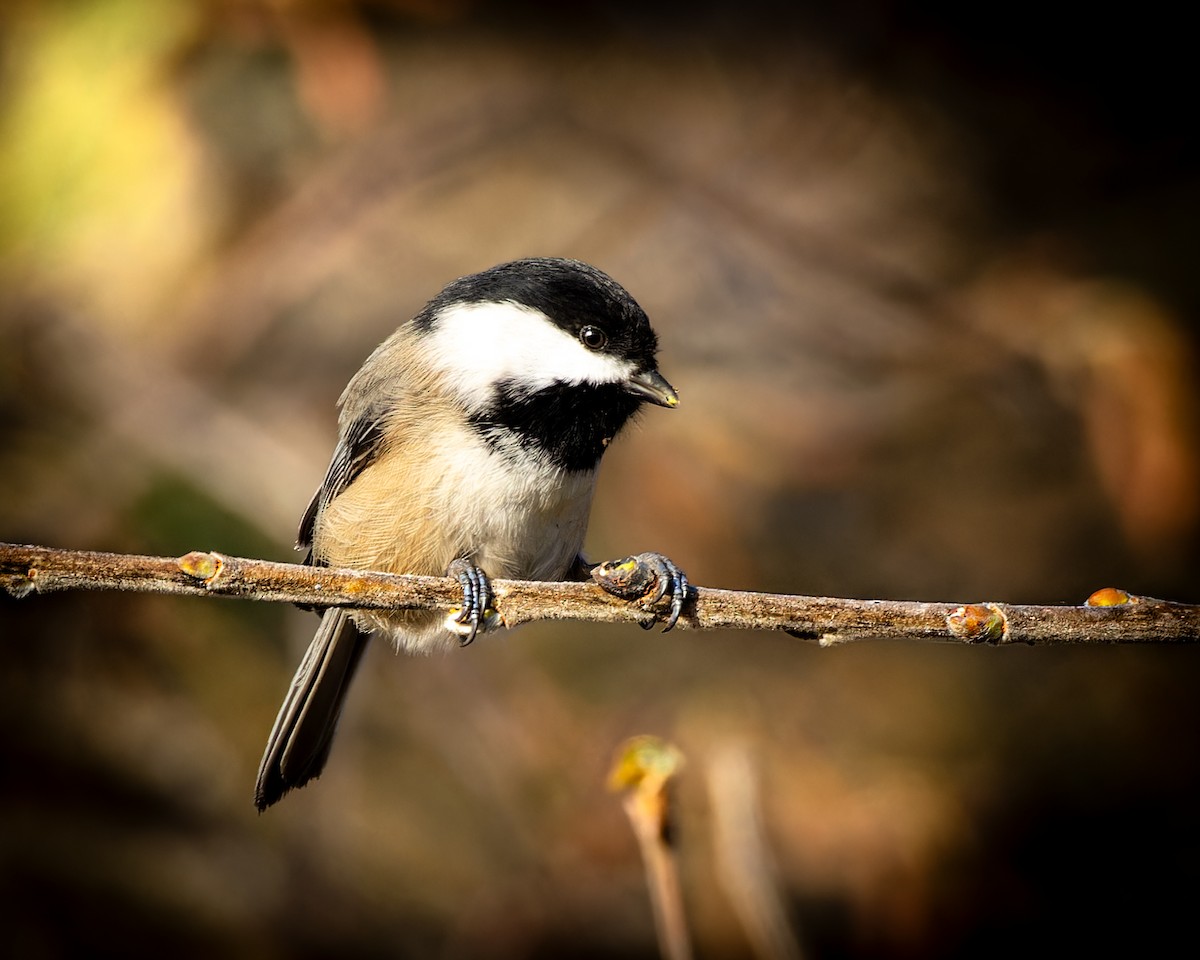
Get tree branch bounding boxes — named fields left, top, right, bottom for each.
left=2, top=542, right=1197, bottom=645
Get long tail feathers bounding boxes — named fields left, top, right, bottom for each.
left=254, top=609, right=369, bottom=811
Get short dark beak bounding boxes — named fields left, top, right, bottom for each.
left=625, top=368, right=679, bottom=408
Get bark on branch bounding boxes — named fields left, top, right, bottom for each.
left=2, top=541, right=1197, bottom=645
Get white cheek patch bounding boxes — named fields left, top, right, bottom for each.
left=424, top=301, right=634, bottom=409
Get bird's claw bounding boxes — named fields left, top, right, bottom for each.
left=591, top=552, right=689, bottom=631
left=446, top=558, right=495, bottom=646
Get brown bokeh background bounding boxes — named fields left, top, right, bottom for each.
left=2, top=2, right=1198, bottom=957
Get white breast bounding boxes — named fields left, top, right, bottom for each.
left=429, top=425, right=598, bottom=580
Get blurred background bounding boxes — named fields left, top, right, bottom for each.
left=2, top=1, right=1198, bottom=957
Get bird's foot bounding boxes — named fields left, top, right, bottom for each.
left=445, top=558, right=499, bottom=645
left=591, top=552, right=689, bottom=631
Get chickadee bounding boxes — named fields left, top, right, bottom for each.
left=254, top=257, right=687, bottom=810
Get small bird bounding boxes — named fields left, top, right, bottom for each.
left=255, top=257, right=687, bottom=810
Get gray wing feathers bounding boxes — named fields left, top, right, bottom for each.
left=297, top=410, right=388, bottom=551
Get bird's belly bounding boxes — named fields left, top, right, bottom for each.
left=313, top=432, right=596, bottom=653
left=314, top=430, right=596, bottom=582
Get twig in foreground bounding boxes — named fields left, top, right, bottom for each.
left=1, top=542, right=1197, bottom=646
left=610, top=736, right=692, bottom=960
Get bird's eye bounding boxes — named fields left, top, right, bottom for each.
left=580, top=325, right=607, bottom=350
